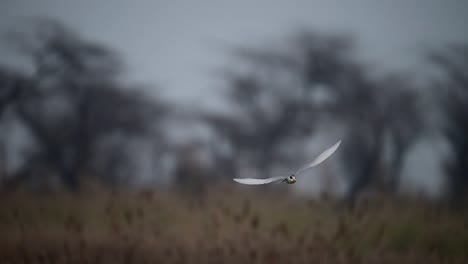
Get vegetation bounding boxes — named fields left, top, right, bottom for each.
left=0, top=187, right=467, bottom=263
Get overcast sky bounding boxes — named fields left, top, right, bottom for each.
left=1, top=0, right=468, bottom=105
left=1, top=0, right=467, bottom=195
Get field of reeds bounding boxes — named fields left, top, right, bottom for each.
left=1, top=186, right=467, bottom=264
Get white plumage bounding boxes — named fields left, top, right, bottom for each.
left=233, top=140, right=341, bottom=185
left=233, top=176, right=287, bottom=185
left=295, top=140, right=341, bottom=175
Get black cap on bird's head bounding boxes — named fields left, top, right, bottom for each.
left=287, top=175, right=297, bottom=184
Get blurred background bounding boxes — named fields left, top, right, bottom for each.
left=0, top=1, right=468, bottom=263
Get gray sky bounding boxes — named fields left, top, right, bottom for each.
left=1, top=0, right=468, bottom=105
left=1, top=0, right=467, bottom=196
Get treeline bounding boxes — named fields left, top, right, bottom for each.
left=0, top=19, right=466, bottom=204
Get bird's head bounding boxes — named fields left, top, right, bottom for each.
left=287, top=175, right=297, bottom=184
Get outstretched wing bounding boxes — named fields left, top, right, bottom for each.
left=296, top=140, right=341, bottom=175
left=233, top=176, right=286, bottom=185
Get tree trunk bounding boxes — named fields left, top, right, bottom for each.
left=60, top=166, right=80, bottom=192
left=345, top=122, right=384, bottom=207
left=389, top=139, right=406, bottom=193
left=449, top=145, right=468, bottom=206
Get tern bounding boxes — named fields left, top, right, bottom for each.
left=233, top=140, right=341, bottom=185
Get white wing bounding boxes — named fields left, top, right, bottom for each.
left=296, top=140, right=341, bottom=175
left=233, top=176, right=286, bottom=185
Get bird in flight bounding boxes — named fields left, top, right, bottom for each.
left=233, top=140, right=341, bottom=185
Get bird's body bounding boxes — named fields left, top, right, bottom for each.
left=233, top=140, right=341, bottom=185
left=281, top=175, right=297, bottom=184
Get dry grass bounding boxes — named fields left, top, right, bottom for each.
left=0, top=185, right=467, bottom=263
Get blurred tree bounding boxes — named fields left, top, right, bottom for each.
left=0, top=68, right=29, bottom=117
left=173, top=143, right=212, bottom=197
left=1, top=19, right=167, bottom=191
left=210, top=31, right=422, bottom=202
left=377, top=75, right=422, bottom=191
left=430, top=45, right=468, bottom=203
left=207, top=39, right=321, bottom=178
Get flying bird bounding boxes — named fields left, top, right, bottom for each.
left=233, top=140, right=341, bottom=185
